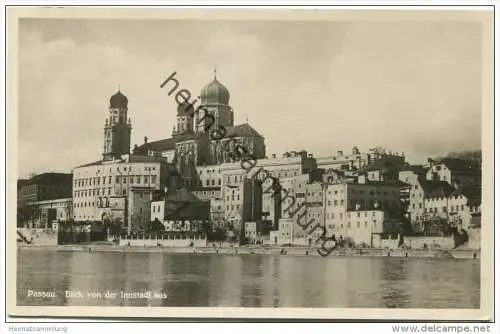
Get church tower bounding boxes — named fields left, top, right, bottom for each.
left=103, top=90, right=132, bottom=161
left=172, top=101, right=194, bottom=137
left=195, top=70, right=234, bottom=133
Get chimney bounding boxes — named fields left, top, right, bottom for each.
left=355, top=203, right=361, bottom=211
left=144, top=136, right=148, bottom=144
left=337, top=150, right=343, bottom=156
left=272, top=154, right=276, bottom=159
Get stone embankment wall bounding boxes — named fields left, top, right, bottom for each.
left=119, top=237, right=207, bottom=247
left=17, top=228, right=58, bottom=246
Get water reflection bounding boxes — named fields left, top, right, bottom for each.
left=17, top=249, right=480, bottom=308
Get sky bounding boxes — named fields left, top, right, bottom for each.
left=18, top=18, right=483, bottom=178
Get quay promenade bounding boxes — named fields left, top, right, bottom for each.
left=17, top=243, right=480, bottom=259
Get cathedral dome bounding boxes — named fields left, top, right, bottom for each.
left=200, top=78, right=230, bottom=105
left=109, top=91, right=128, bottom=109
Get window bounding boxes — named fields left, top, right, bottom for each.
left=206, top=180, right=210, bottom=186
left=461, top=205, right=464, bottom=211
left=357, top=212, right=360, bottom=218
left=364, top=221, right=368, bottom=227
left=348, top=222, right=351, bottom=228
left=443, top=206, right=447, bottom=213
left=115, top=176, right=120, bottom=183
left=356, top=222, right=360, bottom=228
left=151, top=176, right=157, bottom=184
left=144, top=176, right=149, bottom=184
left=137, top=176, right=141, bottom=184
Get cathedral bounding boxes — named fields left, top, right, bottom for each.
left=132, top=73, right=266, bottom=187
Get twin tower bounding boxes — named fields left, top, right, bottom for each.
left=102, top=73, right=234, bottom=161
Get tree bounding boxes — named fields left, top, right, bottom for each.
left=150, top=218, right=165, bottom=234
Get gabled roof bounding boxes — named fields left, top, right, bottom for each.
left=133, top=132, right=201, bottom=153
left=363, top=179, right=410, bottom=187
left=457, top=186, right=482, bottom=207
left=163, top=188, right=210, bottom=220
left=435, top=158, right=481, bottom=174
left=419, top=177, right=457, bottom=198
left=226, top=123, right=264, bottom=138
left=133, top=123, right=263, bottom=155
left=26, top=173, right=72, bottom=186
left=76, top=155, right=171, bottom=168
left=165, top=188, right=204, bottom=203
left=401, top=164, right=429, bottom=175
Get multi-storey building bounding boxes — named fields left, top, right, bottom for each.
left=29, top=197, right=73, bottom=229
left=219, top=150, right=317, bottom=189
left=223, top=178, right=262, bottom=235
left=18, top=173, right=73, bottom=208
left=424, top=185, right=481, bottom=231
left=426, top=158, right=481, bottom=188
left=72, top=90, right=180, bottom=230
left=323, top=181, right=405, bottom=244
left=261, top=177, right=282, bottom=229
left=150, top=188, right=210, bottom=232
left=133, top=73, right=266, bottom=188
left=191, top=186, right=224, bottom=227
left=315, top=147, right=405, bottom=173
left=17, top=173, right=73, bottom=227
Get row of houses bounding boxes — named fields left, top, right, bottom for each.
left=17, top=150, right=481, bottom=248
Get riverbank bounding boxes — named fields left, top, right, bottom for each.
left=17, top=243, right=480, bottom=259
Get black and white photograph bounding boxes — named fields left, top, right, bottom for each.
left=6, top=6, right=494, bottom=321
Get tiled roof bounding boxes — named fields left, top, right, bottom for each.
left=458, top=186, right=482, bottom=207
left=76, top=155, right=171, bottom=168
left=133, top=123, right=264, bottom=154
left=77, top=160, right=103, bottom=168
left=163, top=188, right=210, bottom=220
left=358, top=156, right=406, bottom=173
left=26, top=173, right=72, bottom=186
left=401, top=164, right=429, bottom=175
left=226, top=123, right=264, bottom=138
left=134, top=132, right=198, bottom=153
left=363, top=179, right=410, bottom=187
left=435, top=158, right=480, bottom=173
left=419, top=177, right=457, bottom=198
left=165, top=188, right=204, bottom=203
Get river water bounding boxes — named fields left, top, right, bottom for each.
left=17, top=249, right=480, bottom=308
